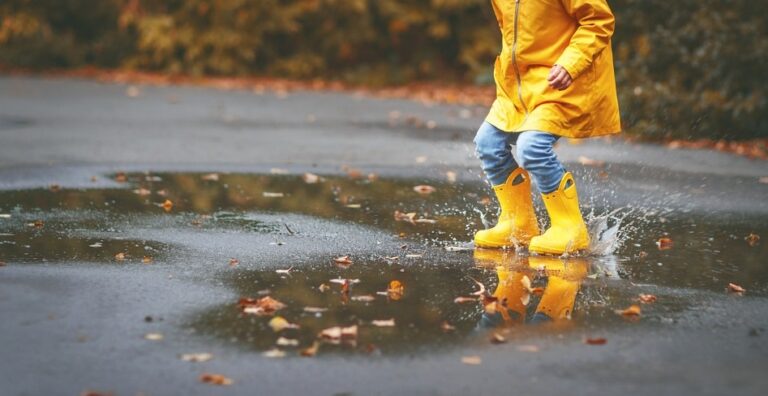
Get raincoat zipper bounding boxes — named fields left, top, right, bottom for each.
left=512, top=0, right=529, bottom=117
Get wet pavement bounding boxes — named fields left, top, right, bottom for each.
left=1, top=76, right=768, bottom=396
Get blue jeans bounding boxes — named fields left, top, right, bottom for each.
left=474, top=122, right=566, bottom=193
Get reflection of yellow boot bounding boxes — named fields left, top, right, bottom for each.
left=528, top=256, right=588, bottom=323
left=474, top=168, right=540, bottom=249
left=472, top=248, right=523, bottom=270
left=481, top=265, right=529, bottom=327
left=529, top=172, right=590, bottom=255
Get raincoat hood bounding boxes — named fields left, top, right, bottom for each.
left=486, top=0, right=621, bottom=138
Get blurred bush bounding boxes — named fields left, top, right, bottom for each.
left=0, top=0, right=765, bottom=139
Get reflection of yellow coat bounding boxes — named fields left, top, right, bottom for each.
left=486, top=0, right=621, bottom=138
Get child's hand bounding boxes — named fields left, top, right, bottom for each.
left=547, top=65, right=573, bottom=90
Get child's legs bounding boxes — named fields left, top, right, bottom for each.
left=473, top=122, right=519, bottom=186
left=515, top=131, right=566, bottom=194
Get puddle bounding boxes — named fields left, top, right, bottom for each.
left=0, top=172, right=766, bottom=356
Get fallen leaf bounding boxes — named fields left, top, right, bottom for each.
left=318, top=283, right=331, bottom=292
left=303, top=306, right=328, bottom=314
left=276, top=337, right=300, bottom=347
left=263, top=348, right=286, bottom=358
left=638, top=294, right=657, bottom=303
left=114, top=172, right=127, bottom=183
left=584, top=337, right=607, bottom=345
left=300, top=342, right=320, bottom=357
left=405, top=254, right=423, bottom=258
left=727, top=283, right=746, bottom=294
left=320, top=325, right=358, bottom=342
left=179, top=353, right=213, bottom=362
left=229, top=258, right=239, bottom=267
left=345, top=204, right=362, bottom=209
left=239, top=296, right=286, bottom=316
left=133, top=188, right=151, bottom=196
left=263, top=192, right=284, bottom=198
left=446, top=171, right=457, bottom=183
left=745, top=233, right=760, bottom=247
left=334, top=255, right=353, bottom=266
left=199, top=373, right=232, bottom=386
left=468, top=277, right=487, bottom=296
left=394, top=210, right=417, bottom=225
left=351, top=295, right=376, bottom=302
left=371, top=319, right=396, bottom=327
left=578, top=156, right=606, bottom=167
left=115, top=253, right=126, bottom=261
left=445, top=246, right=471, bottom=252
left=388, top=280, right=405, bottom=300
left=413, top=185, right=436, bottom=195
left=161, top=199, right=173, bottom=212
left=656, top=237, right=673, bottom=250
left=329, top=278, right=360, bottom=285
left=270, top=168, right=289, bottom=175
left=303, top=173, right=320, bottom=184
left=616, top=304, right=642, bottom=317
left=142, top=256, right=153, bottom=264
left=276, top=266, right=293, bottom=275
left=414, top=218, right=438, bottom=224
left=201, top=173, right=219, bottom=181
left=144, top=332, right=163, bottom=341
left=268, top=316, right=299, bottom=332
left=461, top=356, right=482, bottom=365
left=29, top=220, right=44, bottom=229
left=490, top=333, right=507, bottom=344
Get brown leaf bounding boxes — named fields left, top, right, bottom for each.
left=199, top=373, right=232, bottom=386
left=114, top=172, right=127, bottom=183
left=115, top=252, right=126, bottom=261
left=461, top=356, right=482, bottom=365
left=142, top=256, right=153, bottom=264
left=318, top=283, right=331, bottom=292
left=637, top=294, right=657, bottom=304
left=616, top=304, right=642, bottom=317
left=239, top=296, right=286, bottom=316
left=656, top=237, right=673, bottom=250
left=584, top=337, right=607, bottom=345
left=727, top=283, right=746, bottom=294
left=441, top=321, right=456, bottom=332
left=745, top=233, right=760, bottom=247
left=413, top=185, right=437, bottom=195
left=320, top=325, right=358, bottom=341
left=393, top=210, right=417, bottom=225
left=161, top=199, right=173, bottom=212
left=454, top=296, right=478, bottom=304
left=229, top=258, right=239, bottom=267
left=29, top=220, right=44, bottom=229
left=468, top=277, right=487, bottom=296
left=263, top=348, right=287, bottom=358
left=303, top=306, right=328, bottom=314
left=388, top=280, right=405, bottom=300
left=334, top=255, right=353, bottom=266
left=276, top=337, right=299, bottom=347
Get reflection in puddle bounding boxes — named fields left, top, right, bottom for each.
left=0, top=171, right=766, bottom=356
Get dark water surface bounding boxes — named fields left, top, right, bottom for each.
left=1, top=172, right=766, bottom=356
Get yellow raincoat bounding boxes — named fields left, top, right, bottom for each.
left=486, top=0, right=621, bottom=138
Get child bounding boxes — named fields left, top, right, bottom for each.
left=474, top=0, right=621, bottom=255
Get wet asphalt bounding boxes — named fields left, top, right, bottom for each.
left=1, top=76, right=768, bottom=396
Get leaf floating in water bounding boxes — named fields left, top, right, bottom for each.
left=239, top=296, right=286, bottom=316
left=413, top=185, right=436, bottom=195
left=318, top=283, right=331, bottom=293
left=334, top=255, right=353, bottom=266
left=302, top=173, right=320, bottom=184
left=371, top=319, right=396, bottom=327
left=394, top=210, right=417, bottom=225
left=656, top=237, right=673, bottom=250
left=445, top=245, right=471, bottom=252
left=320, top=325, right=358, bottom=343
left=461, top=356, right=482, bottom=365
left=115, top=253, right=127, bottom=261
left=637, top=294, right=657, bottom=304
left=303, top=306, right=328, bottom=314
left=160, top=199, right=173, bottom=212
left=199, top=373, right=232, bottom=386
left=262, top=192, right=285, bottom=198
left=351, top=295, right=376, bottom=303
left=114, top=172, right=127, bottom=183
left=388, top=280, right=404, bottom=300
left=468, top=277, right=487, bottom=296
left=745, top=233, right=760, bottom=247
left=490, top=333, right=507, bottom=344
left=441, top=321, right=456, bottom=332
left=454, top=296, right=478, bottom=304
left=142, top=256, right=153, bottom=264
left=276, top=337, right=299, bottom=347
left=179, top=353, right=213, bottom=362
left=727, top=283, right=746, bottom=294
left=275, top=266, right=293, bottom=275
left=584, top=337, right=607, bottom=345
left=201, top=173, right=219, bottom=181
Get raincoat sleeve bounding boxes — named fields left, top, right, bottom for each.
left=556, top=0, right=615, bottom=80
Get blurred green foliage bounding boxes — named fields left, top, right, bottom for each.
left=1, top=0, right=765, bottom=139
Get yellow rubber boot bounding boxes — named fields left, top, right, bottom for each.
left=529, top=256, right=588, bottom=322
left=529, top=172, right=590, bottom=255
left=474, top=168, right=540, bottom=249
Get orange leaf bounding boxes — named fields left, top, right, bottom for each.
left=393, top=210, right=416, bottom=225
left=617, top=304, right=642, bottom=317
left=638, top=294, right=657, bottom=303
left=142, top=256, right=153, bottom=264
left=745, top=233, right=760, bottom=247
left=115, top=252, right=126, bottom=261
left=656, top=237, right=673, bottom=250
left=727, top=283, right=746, bottom=294
left=334, top=255, right=353, bottom=266
left=584, top=337, right=607, bottom=345
left=238, top=296, right=286, bottom=316
left=161, top=199, right=173, bottom=212
left=199, top=373, right=232, bottom=386
left=300, top=341, right=320, bottom=357
left=413, top=185, right=436, bottom=195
